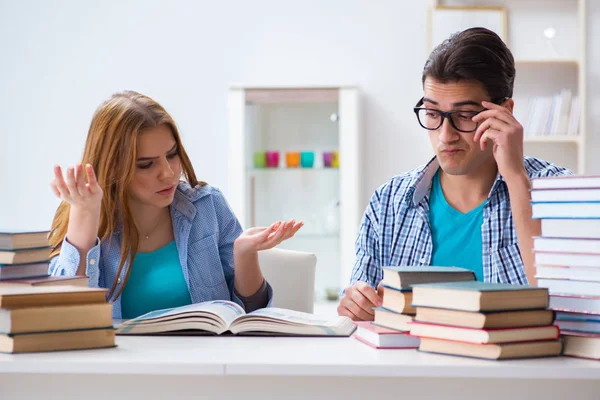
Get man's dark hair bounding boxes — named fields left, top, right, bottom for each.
left=422, top=27, right=515, bottom=100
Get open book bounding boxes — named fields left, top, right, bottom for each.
left=116, top=300, right=355, bottom=337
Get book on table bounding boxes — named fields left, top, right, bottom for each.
left=0, top=302, right=113, bottom=334
left=535, top=265, right=600, bottom=282
left=411, top=281, right=549, bottom=312
left=372, top=307, right=414, bottom=331
left=353, top=321, right=420, bottom=349
left=561, top=331, right=600, bottom=360
left=0, top=247, right=50, bottom=264
left=0, top=285, right=108, bottom=308
left=0, top=230, right=50, bottom=250
left=540, top=218, right=600, bottom=239
left=0, top=328, right=115, bottom=353
left=382, top=286, right=415, bottom=314
left=117, top=300, right=356, bottom=336
left=0, top=275, right=89, bottom=287
left=381, top=266, right=475, bottom=290
left=537, top=278, right=600, bottom=297
left=0, top=262, right=49, bottom=280
left=0, top=285, right=114, bottom=354
left=409, top=321, right=560, bottom=344
left=531, top=175, right=600, bottom=190
left=549, top=294, right=600, bottom=314
left=534, top=251, right=600, bottom=268
left=533, top=237, right=600, bottom=254
left=418, top=337, right=563, bottom=360
left=414, top=307, right=555, bottom=329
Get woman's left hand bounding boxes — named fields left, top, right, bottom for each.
left=234, top=219, right=303, bottom=255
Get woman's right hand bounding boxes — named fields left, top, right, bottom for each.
left=51, top=163, right=103, bottom=213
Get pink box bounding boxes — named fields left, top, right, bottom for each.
left=266, top=151, right=279, bottom=168
left=323, top=152, right=333, bottom=167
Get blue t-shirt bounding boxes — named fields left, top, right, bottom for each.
left=121, top=240, right=192, bottom=319
left=428, top=170, right=486, bottom=281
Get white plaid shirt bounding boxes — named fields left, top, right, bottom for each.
left=350, top=156, right=572, bottom=288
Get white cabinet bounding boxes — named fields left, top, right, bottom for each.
left=227, top=87, right=361, bottom=300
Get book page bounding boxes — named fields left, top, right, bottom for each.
left=117, top=300, right=245, bottom=335
left=241, top=308, right=339, bottom=325
left=230, top=308, right=356, bottom=336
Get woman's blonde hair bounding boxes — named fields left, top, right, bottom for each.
left=49, top=90, right=202, bottom=301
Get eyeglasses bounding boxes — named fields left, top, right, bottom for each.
left=413, top=97, right=508, bottom=133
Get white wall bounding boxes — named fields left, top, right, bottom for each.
left=1, top=0, right=598, bottom=231
left=0, top=0, right=429, bottom=230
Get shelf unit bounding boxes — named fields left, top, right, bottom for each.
left=227, top=86, right=361, bottom=300
left=431, top=0, right=587, bottom=174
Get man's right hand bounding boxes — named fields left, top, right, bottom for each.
left=337, top=281, right=383, bottom=321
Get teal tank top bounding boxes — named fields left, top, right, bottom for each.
left=429, top=170, right=486, bottom=281
left=121, top=240, right=192, bottom=319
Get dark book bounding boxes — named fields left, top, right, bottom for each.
left=0, top=231, right=50, bottom=250
left=381, top=266, right=475, bottom=290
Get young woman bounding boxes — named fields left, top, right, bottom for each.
left=48, top=90, right=302, bottom=319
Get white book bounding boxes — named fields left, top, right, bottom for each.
left=532, top=176, right=600, bottom=190
left=558, top=89, right=573, bottom=135
left=567, top=95, right=580, bottom=136
left=548, top=93, right=561, bottom=135
left=531, top=189, right=600, bottom=202
left=538, top=278, right=600, bottom=297
left=532, top=202, right=600, bottom=219
left=534, top=237, right=600, bottom=254
left=535, top=252, right=600, bottom=268
left=550, top=294, right=600, bottom=314
left=541, top=219, right=600, bottom=239
left=555, top=319, right=600, bottom=334
left=117, top=300, right=356, bottom=336
left=536, top=265, right=600, bottom=281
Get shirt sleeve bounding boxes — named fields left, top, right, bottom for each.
left=529, top=161, right=574, bottom=179
left=212, top=189, right=274, bottom=309
left=234, top=279, right=273, bottom=312
left=347, top=190, right=382, bottom=291
left=48, top=237, right=102, bottom=288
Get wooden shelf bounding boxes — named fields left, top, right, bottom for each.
left=515, top=59, right=579, bottom=66
left=524, top=136, right=580, bottom=144
left=244, top=88, right=339, bottom=104
left=248, top=167, right=340, bottom=172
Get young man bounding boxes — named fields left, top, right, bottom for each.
left=338, top=27, right=571, bottom=321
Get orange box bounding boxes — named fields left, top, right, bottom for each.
left=286, top=152, right=300, bottom=168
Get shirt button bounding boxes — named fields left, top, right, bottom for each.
left=89, top=259, right=96, bottom=265
left=420, top=258, right=426, bottom=264
left=117, top=278, right=122, bottom=284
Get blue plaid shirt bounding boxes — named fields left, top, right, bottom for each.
left=350, top=156, right=572, bottom=288
left=49, top=183, right=272, bottom=318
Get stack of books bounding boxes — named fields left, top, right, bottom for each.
left=0, top=230, right=88, bottom=287
left=409, top=281, right=562, bottom=360
left=0, top=230, right=52, bottom=281
left=354, top=266, right=475, bottom=349
left=0, top=285, right=114, bottom=353
left=531, top=175, right=600, bottom=360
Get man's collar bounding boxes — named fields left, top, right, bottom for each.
left=406, top=157, right=505, bottom=207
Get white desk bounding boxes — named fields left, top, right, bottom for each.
left=0, top=336, right=599, bottom=399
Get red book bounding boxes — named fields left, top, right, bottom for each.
left=353, top=321, right=420, bottom=349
